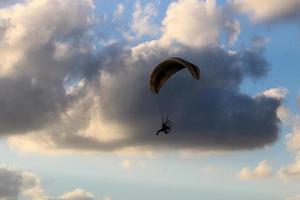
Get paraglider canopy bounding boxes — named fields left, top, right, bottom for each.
left=150, top=57, right=200, bottom=94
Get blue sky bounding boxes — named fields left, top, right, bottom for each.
left=0, top=0, right=300, bottom=200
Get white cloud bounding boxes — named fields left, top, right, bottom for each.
left=284, top=99, right=300, bottom=138
left=287, top=127, right=300, bottom=152
left=122, top=159, right=134, bottom=169
left=286, top=195, right=300, bottom=200
left=237, top=160, right=273, bottom=180
left=130, top=1, right=160, bottom=38
left=201, top=166, right=217, bottom=173
left=113, top=3, right=125, bottom=21
left=0, top=0, right=95, bottom=77
left=131, top=0, right=236, bottom=52
left=275, top=93, right=300, bottom=181
left=0, top=166, right=108, bottom=200
left=278, top=153, right=300, bottom=180
left=121, top=159, right=146, bottom=169
left=223, top=19, right=241, bottom=45
left=132, top=0, right=241, bottom=56
left=58, top=188, right=95, bottom=200
left=160, top=0, right=220, bottom=48
left=20, top=171, right=49, bottom=200
left=0, top=167, right=49, bottom=200
left=256, top=87, right=288, bottom=101
left=277, top=105, right=297, bottom=127
left=278, top=95, right=300, bottom=150
left=231, top=0, right=300, bottom=23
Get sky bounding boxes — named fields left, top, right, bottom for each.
left=0, top=0, right=300, bottom=199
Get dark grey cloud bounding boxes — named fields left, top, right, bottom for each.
left=4, top=41, right=281, bottom=152
left=90, top=45, right=280, bottom=151
left=0, top=168, right=21, bottom=200
left=0, top=39, right=95, bottom=136
left=0, top=0, right=18, bottom=8
left=0, top=77, right=67, bottom=134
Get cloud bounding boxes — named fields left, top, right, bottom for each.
left=201, top=166, right=217, bottom=173
left=0, top=167, right=21, bottom=200
left=277, top=106, right=296, bottom=128
left=159, top=0, right=241, bottom=47
left=129, top=1, right=160, bottom=38
left=276, top=104, right=300, bottom=157
left=0, top=166, right=107, bottom=200
left=250, top=35, right=270, bottom=53
left=160, top=0, right=242, bottom=48
left=96, top=46, right=278, bottom=151
left=0, top=0, right=282, bottom=154
left=287, top=126, right=300, bottom=152
left=275, top=93, right=300, bottom=181
left=223, top=19, right=241, bottom=45
left=121, top=159, right=146, bottom=169
left=231, top=0, right=300, bottom=23
left=0, top=0, right=97, bottom=135
left=58, top=189, right=95, bottom=200
left=113, top=3, right=125, bottom=21
left=286, top=195, right=300, bottom=200
left=0, top=0, right=18, bottom=7
left=256, top=87, right=288, bottom=101
left=121, top=159, right=134, bottom=169
left=0, top=167, right=49, bottom=200
left=160, top=0, right=219, bottom=47
left=278, top=153, right=300, bottom=180
left=8, top=44, right=281, bottom=154
left=236, top=160, right=273, bottom=180
left=275, top=93, right=300, bottom=152
left=20, top=171, right=49, bottom=200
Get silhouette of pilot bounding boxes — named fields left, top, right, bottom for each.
left=156, top=117, right=171, bottom=135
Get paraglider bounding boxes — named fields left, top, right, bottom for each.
left=150, top=57, right=200, bottom=135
